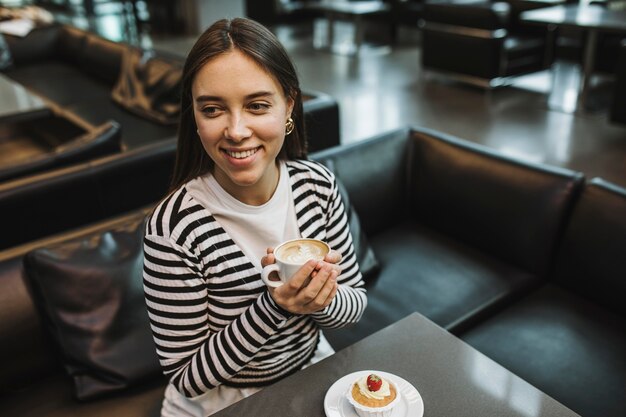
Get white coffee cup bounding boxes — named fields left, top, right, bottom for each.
left=261, top=238, right=330, bottom=288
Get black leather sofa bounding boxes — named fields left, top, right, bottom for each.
left=2, top=23, right=341, bottom=152
left=2, top=24, right=179, bottom=149
left=420, top=0, right=553, bottom=87
left=1, top=127, right=624, bottom=417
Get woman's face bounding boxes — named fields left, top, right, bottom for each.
left=192, top=49, right=294, bottom=205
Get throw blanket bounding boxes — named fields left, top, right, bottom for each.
left=112, top=49, right=182, bottom=126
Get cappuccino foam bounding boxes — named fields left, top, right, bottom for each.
left=276, top=240, right=328, bottom=264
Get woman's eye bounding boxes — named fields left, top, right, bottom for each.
left=201, top=106, right=221, bottom=117
left=249, top=102, right=270, bottom=112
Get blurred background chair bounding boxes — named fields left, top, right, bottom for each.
left=420, top=0, right=553, bottom=88
left=609, top=40, right=626, bottom=126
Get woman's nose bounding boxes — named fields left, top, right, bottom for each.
left=224, top=114, right=252, bottom=142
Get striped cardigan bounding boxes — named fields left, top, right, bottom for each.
left=143, top=159, right=367, bottom=397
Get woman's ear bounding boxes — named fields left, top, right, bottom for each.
left=286, top=95, right=295, bottom=119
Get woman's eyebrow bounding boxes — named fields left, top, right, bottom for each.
left=245, top=91, right=274, bottom=100
left=195, top=95, right=222, bottom=103
left=195, top=91, right=275, bottom=103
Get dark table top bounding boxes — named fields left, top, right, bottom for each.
left=0, top=73, right=48, bottom=123
left=213, top=312, right=580, bottom=417
left=521, top=4, right=626, bottom=33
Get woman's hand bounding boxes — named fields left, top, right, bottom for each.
left=261, top=248, right=342, bottom=315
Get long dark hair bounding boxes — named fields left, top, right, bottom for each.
left=169, top=18, right=307, bottom=193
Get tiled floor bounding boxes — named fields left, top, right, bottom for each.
left=48, top=7, right=626, bottom=187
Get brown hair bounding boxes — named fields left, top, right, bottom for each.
left=169, top=17, right=307, bottom=192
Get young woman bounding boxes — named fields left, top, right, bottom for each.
left=143, top=17, right=367, bottom=416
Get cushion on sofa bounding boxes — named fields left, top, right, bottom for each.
left=23, top=214, right=161, bottom=400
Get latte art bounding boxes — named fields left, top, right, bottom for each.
left=275, top=240, right=328, bottom=264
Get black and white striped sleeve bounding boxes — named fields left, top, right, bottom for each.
left=143, top=232, right=291, bottom=397
left=311, top=171, right=368, bottom=328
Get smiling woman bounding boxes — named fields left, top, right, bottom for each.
left=192, top=50, right=293, bottom=205
left=142, top=17, right=368, bottom=417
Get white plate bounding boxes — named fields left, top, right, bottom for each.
left=324, top=370, right=424, bottom=417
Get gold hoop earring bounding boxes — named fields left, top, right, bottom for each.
left=285, top=117, right=295, bottom=135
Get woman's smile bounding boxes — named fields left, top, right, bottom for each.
left=223, top=146, right=262, bottom=160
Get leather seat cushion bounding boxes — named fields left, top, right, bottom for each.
left=0, top=373, right=165, bottom=417
left=461, top=284, right=626, bottom=417
left=324, top=221, right=539, bottom=350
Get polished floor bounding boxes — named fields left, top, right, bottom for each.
left=54, top=8, right=626, bottom=188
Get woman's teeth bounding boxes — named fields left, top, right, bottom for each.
left=226, top=148, right=259, bottom=159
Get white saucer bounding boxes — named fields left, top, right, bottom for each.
left=324, top=370, right=424, bottom=417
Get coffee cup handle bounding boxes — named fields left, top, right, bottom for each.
left=261, top=264, right=283, bottom=288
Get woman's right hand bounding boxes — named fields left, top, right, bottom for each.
left=261, top=248, right=338, bottom=315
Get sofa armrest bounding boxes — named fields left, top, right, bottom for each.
left=408, top=127, right=584, bottom=276
left=0, top=120, right=123, bottom=183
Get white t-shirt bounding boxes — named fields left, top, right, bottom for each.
left=186, top=161, right=301, bottom=270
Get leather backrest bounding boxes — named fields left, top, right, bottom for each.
left=0, top=139, right=176, bottom=250
left=56, top=25, right=88, bottom=67
left=311, top=127, right=412, bottom=236
left=4, top=24, right=61, bottom=64
left=81, top=33, right=128, bottom=86
left=409, top=127, right=584, bottom=276
left=551, top=178, right=626, bottom=316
